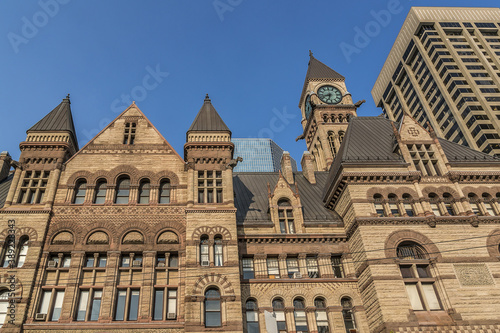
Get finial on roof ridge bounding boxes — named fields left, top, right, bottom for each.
left=309, top=50, right=313, bottom=58
left=205, top=94, right=210, bottom=102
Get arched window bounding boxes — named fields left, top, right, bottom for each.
left=16, top=237, right=29, bottom=268
left=388, top=193, right=400, bottom=217
left=277, top=199, right=295, bottom=234
left=204, top=288, right=221, bottom=327
left=94, top=179, right=107, bottom=204
left=428, top=193, right=441, bottom=216
left=442, top=193, right=456, bottom=215
left=246, top=299, right=259, bottom=333
left=1, top=237, right=15, bottom=268
left=159, top=179, right=171, bottom=204
left=397, top=241, right=441, bottom=311
left=482, top=193, right=496, bottom=216
left=402, top=193, right=415, bottom=216
left=214, top=235, right=223, bottom=267
left=138, top=179, right=150, bottom=204
left=315, top=297, right=329, bottom=333
left=293, top=298, right=308, bottom=332
left=200, top=235, right=209, bottom=266
left=468, top=193, right=481, bottom=215
left=327, top=131, right=336, bottom=158
left=0, top=290, right=8, bottom=328
left=115, top=176, right=130, bottom=204
left=272, top=298, right=286, bottom=333
left=373, top=193, right=385, bottom=217
left=341, top=297, right=356, bottom=333
left=73, top=179, right=87, bottom=204
left=338, top=131, right=345, bottom=144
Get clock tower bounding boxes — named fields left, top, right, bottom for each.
left=298, top=51, right=364, bottom=171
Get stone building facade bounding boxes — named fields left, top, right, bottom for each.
left=0, top=51, right=499, bottom=333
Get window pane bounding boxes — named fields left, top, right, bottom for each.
left=205, top=312, right=221, bottom=327
left=62, top=257, right=71, bottom=268
left=90, top=291, right=101, bottom=321
left=115, top=291, right=126, bottom=320
left=51, top=291, right=65, bottom=321
left=405, top=284, right=424, bottom=310
left=128, top=290, right=140, bottom=321
left=167, top=290, right=177, bottom=315
left=400, top=266, right=413, bottom=278
left=247, top=322, right=260, bottom=333
left=76, top=291, right=89, bottom=321
left=205, top=300, right=221, bottom=311
left=417, top=265, right=429, bottom=278
left=39, top=290, right=52, bottom=314
left=154, top=289, right=164, bottom=320
left=422, top=283, right=441, bottom=310
left=86, top=257, right=95, bottom=268
left=98, top=257, right=107, bottom=267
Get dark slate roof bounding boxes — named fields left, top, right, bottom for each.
left=188, top=95, right=230, bottom=133
left=305, top=53, right=345, bottom=81
left=28, top=96, right=77, bottom=139
left=233, top=171, right=341, bottom=223
left=438, top=138, right=500, bottom=163
left=0, top=172, right=13, bottom=208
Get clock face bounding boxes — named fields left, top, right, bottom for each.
left=317, top=85, right=342, bottom=104
left=305, top=95, right=312, bottom=119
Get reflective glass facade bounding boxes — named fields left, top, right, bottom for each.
left=232, top=139, right=298, bottom=172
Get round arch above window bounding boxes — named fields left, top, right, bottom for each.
left=397, top=241, right=427, bottom=260
left=157, top=230, right=179, bottom=244
left=87, top=231, right=109, bottom=245
left=51, top=231, right=74, bottom=245
left=122, top=231, right=144, bottom=244
left=272, top=298, right=285, bottom=310
left=277, top=198, right=291, bottom=207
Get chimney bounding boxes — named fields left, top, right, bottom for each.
left=280, top=151, right=294, bottom=184
left=301, top=152, right=316, bottom=184
left=0, top=152, right=12, bottom=182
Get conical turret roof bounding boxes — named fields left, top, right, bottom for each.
left=188, top=94, right=230, bottom=133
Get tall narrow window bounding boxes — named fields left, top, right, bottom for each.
left=341, top=297, right=356, bottom=333
left=51, top=291, right=65, bottom=321
left=90, top=290, right=102, bottom=321
left=272, top=298, right=286, bottom=333
left=402, top=193, right=415, bottom=216
left=267, top=257, right=279, bottom=278
left=315, top=298, right=329, bottom=333
left=115, top=290, right=126, bottom=321
left=94, top=179, right=107, bottom=204
left=482, top=193, right=496, bottom=215
left=76, top=290, right=89, bottom=321
left=128, top=290, right=140, bottom=321
left=200, top=235, right=209, bottom=266
left=159, top=179, right=171, bottom=204
left=287, top=257, right=300, bottom=278
left=77, top=290, right=102, bottom=321
left=214, top=235, right=223, bottom=267
left=328, top=131, right=337, bottom=158
left=16, top=238, right=29, bottom=268
left=123, top=122, right=136, bottom=144
left=115, top=176, right=130, bottom=204
left=277, top=199, right=294, bottom=234
left=167, top=290, right=177, bottom=319
left=73, top=179, right=87, bottom=204
left=307, top=257, right=319, bottom=278
left=1, top=238, right=15, bottom=268
left=0, top=291, right=9, bottom=328
left=38, top=290, right=52, bottom=317
left=468, top=193, right=481, bottom=214
left=373, top=194, right=385, bottom=217
left=204, top=288, right=221, bottom=327
left=246, top=299, right=259, bottom=333
left=338, top=131, right=345, bottom=144
left=138, top=179, right=150, bottom=204
left=331, top=255, right=344, bottom=278
left=198, top=171, right=222, bottom=203
left=442, top=193, right=456, bottom=215
left=428, top=193, right=441, bottom=216
left=293, top=298, right=308, bottom=332
left=153, top=289, right=164, bottom=321
left=242, top=258, right=254, bottom=279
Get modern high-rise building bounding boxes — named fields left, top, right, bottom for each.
left=231, top=138, right=298, bottom=172
left=372, top=7, right=500, bottom=157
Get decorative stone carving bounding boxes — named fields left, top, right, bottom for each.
left=51, top=231, right=74, bottom=245
left=454, top=263, right=494, bottom=286
left=122, top=231, right=144, bottom=244
left=157, top=230, right=179, bottom=244
left=87, top=231, right=109, bottom=244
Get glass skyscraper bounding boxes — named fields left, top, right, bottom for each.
left=232, top=138, right=298, bottom=172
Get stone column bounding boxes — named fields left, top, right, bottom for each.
left=318, top=253, right=332, bottom=278
left=306, top=307, right=318, bottom=333
left=298, top=253, right=308, bottom=277
left=59, top=251, right=85, bottom=322
left=4, top=167, right=22, bottom=207
left=99, top=251, right=120, bottom=322
left=141, top=251, right=155, bottom=321
left=254, top=254, right=267, bottom=279
left=44, top=165, right=61, bottom=209
left=278, top=254, right=288, bottom=278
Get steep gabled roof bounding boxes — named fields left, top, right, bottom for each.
left=28, top=96, right=78, bottom=144
left=187, top=95, right=230, bottom=133
left=0, top=172, right=13, bottom=208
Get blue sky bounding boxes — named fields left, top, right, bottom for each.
left=1, top=0, right=499, bottom=165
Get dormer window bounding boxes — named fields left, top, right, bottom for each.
left=123, top=123, right=136, bottom=145
left=277, top=199, right=295, bottom=234
left=407, top=144, right=441, bottom=176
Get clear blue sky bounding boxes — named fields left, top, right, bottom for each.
left=1, top=0, right=498, bottom=165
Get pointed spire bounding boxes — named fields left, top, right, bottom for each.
left=305, top=51, right=345, bottom=80
left=187, top=95, right=230, bottom=133
left=28, top=95, right=78, bottom=145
